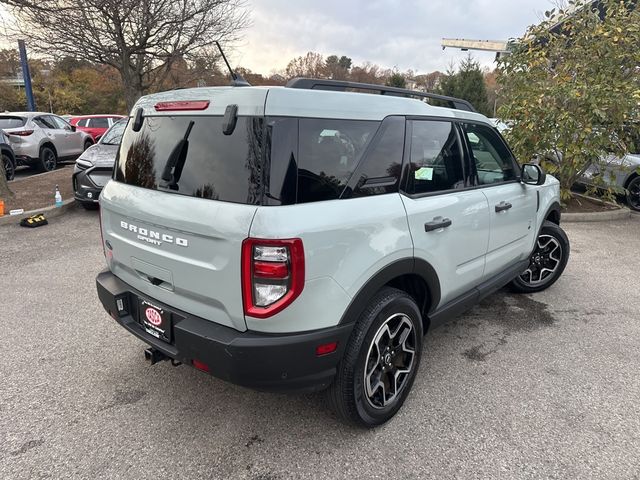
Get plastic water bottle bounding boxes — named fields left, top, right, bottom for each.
left=55, top=185, right=62, bottom=208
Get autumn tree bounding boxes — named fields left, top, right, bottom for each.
left=498, top=0, right=640, bottom=200
left=325, top=55, right=352, bottom=80
left=285, top=52, right=327, bottom=79
left=4, top=0, right=249, bottom=109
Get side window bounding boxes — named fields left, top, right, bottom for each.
left=349, top=116, right=405, bottom=198
left=88, top=117, right=110, bottom=129
left=50, top=116, right=70, bottom=130
left=297, top=118, right=379, bottom=203
left=463, top=123, right=518, bottom=185
left=406, top=120, right=465, bottom=195
left=33, top=116, right=56, bottom=129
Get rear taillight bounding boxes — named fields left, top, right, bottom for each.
left=242, top=238, right=304, bottom=318
left=7, top=129, right=34, bottom=136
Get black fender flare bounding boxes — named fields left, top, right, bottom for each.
left=543, top=201, right=561, bottom=226
left=338, top=258, right=441, bottom=325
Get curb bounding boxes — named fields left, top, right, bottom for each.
left=9, top=165, right=73, bottom=184
left=563, top=194, right=631, bottom=223
left=0, top=198, right=77, bottom=226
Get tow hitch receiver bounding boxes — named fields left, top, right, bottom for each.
left=144, top=347, right=168, bottom=365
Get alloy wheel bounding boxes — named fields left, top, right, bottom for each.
left=2, top=154, right=14, bottom=180
left=363, top=313, right=416, bottom=409
left=628, top=178, right=640, bottom=211
left=43, top=150, right=56, bottom=171
left=519, top=234, right=563, bottom=286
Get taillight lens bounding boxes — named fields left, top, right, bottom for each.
left=242, top=238, right=304, bottom=318
left=7, top=129, right=34, bottom=136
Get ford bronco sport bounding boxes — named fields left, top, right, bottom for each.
left=96, top=78, right=569, bottom=427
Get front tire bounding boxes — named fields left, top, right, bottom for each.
left=511, top=220, right=570, bottom=293
left=38, top=146, right=57, bottom=172
left=83, top=139, right=93, bottom=151
left=328, top=287, right=423, bottom=428
left=626, top=176, right=640, bottom=212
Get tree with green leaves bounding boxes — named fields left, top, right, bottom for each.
left=497, top=0, right=640, bottom=201
left=325, top=55, right=352, bottom=80
left=437, top=56, right=491, bottom=116
left=386, top=71, right=406, bottom=88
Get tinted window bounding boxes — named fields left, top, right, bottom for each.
left=49, top=116, right=70, bottom=130
left=297, top=118, right=379, bottom=203
left=33, top=116, right=56, bottom=129
left=349, top=116, right=405, bottom=197
left=407, top=120, right=464, bottom=194
left=89, top=117, right=110, bottom=128
left=463, top=123, right=518, bottom=185
left=0, top=116, right=26, bottom=128
left=115, top=116, right=266, bottom=204
left=100, top=120, right=127, bottom=145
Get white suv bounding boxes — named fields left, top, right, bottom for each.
left=0, top=112, right=94, bottom=172
left=95, top=79, right=569, bottom=427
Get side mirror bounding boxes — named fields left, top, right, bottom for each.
left=521, top=163, right=546, bottom=186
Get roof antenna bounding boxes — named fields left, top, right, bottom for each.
left=215, top=41, right=251, bottom=87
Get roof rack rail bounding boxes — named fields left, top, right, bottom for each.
left=286, top=78, right=477, bottom=113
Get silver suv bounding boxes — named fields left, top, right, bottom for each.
left=0, top=112, right=94, bottom=172
left=96, top=79, right=569, bottom=427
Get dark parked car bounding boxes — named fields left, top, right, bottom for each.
left=72, top=119, right=126, bottom=208
left=1, top=129, right=16, bottom=181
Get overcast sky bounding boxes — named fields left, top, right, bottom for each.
left=236, top=0, right=549, bottom=75
left=1, top=1, right=550, bottom=75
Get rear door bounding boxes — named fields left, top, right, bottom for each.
left=50, top=115, right=84, bottom=155
left=461, top=122, right=536, bottom=279
left=100, top=108, right=269, bottom=332
left=401, top=119, right=490, bottom=308
left=33, top=115, right=68, bottom=156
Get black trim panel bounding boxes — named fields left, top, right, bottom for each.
left=427, top=259, right=529, bottom=329
left=96, top=270, right=353, bottom=393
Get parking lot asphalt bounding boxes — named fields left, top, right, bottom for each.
left=1, top=207, right=639, bottom=479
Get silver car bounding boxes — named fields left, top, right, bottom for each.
left=581, top=152, right=640, bottom=211
left=0, top=112, right=94, bottom=172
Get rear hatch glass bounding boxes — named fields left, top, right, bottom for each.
left=0, top=116, right=26, bottom=129
left=115, top=116, right=267, bottom=204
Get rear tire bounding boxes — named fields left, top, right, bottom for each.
left=510, top=221, right=570, bottom=293
left=2, top=152, right=15, bottom=181
left=327, top=287, right=423, bottom=428
left=38, top=146, right=57, bottom=172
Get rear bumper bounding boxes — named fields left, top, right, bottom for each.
left=96, top=270, right=353, bottom=392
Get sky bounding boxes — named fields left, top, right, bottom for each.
left=1, top=0, right=550, bottom=75
left=235, top=0, right=550, bottom=75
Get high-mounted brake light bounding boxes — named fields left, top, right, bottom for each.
left=154, top=100, right=210, bottom=111
left=242, top=238, right=305, bottom=319
left=7, top=129, right=34, bottom=136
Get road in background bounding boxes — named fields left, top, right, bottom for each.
left=1, top=209, right=639, bottom=479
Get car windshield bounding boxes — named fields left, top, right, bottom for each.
left=100, top=120, right=127, bottom=145
left=0, top=116, right=26, bottom=128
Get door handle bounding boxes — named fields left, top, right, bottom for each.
left=424, top=216, right=452, bottom=232
left=495, top=201, right=513, bottom=213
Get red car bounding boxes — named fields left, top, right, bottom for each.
left=69, top=115, right=125, bottom=141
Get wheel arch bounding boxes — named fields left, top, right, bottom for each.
left=544, top=201, right=561, bottom=225
left=338, top=258, right=441, bottom=334
left=624, top=171, right=638, bottom=190
left=40, top=141, right=58, bottom=157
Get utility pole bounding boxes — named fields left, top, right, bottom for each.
left=18, top=40, right=36, bottom=111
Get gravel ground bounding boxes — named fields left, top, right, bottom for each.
left=1, top=209, right=639, bottom=479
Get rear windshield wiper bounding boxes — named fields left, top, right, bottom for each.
left=160, top=120, right=195, bottom=190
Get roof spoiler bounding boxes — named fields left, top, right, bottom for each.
left=286, top=78, right=477, bottom=113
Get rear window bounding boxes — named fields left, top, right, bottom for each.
left=0, top=116, right=26, bottom=128
left=115, top=116, right=267, bottom=204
